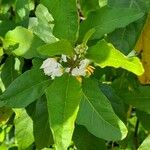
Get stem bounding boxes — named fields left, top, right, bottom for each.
left=134, top=119, right=139, bottom=149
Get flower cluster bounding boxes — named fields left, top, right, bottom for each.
left=40, top=44, right=94, bottom=79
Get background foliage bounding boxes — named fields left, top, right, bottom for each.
left=0, top=0, right=150, bottom=150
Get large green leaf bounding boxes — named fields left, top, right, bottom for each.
left=41, top=0, right=79, bottom=43
left=3, top=26, right=44, bottom=58
left=86, top=40, right=144, bottom=76
left=1, top=56, right=18, bottom=88
left=46, top=74, right=82, bottom=150
left=14, top=109, right=34, bottom=150
left=138, top=135, right=150, bottom=150
left=38, top=39, right=74, bottom=57
left=79, top=6, right=144, bottom=41
left=73, top=125, right=107, bottom=150
left=76, top=79, right=127, bottom=141
left=0, top=69, right=51, bottom=108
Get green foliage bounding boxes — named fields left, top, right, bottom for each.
left=0, top=0, right=149, bottom=150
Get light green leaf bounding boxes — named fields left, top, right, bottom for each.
left=3, top=26, right=44, bottom=58
left=0, top=69, right=51, bottom=108
left=73, top=125, right=107, bottom=150
left=77, top=78, right=127, bottom=141
left=82, top=28, right=96, bottom=45
left=29, top=4, right=57, bottom=43
left=41, top=0, right=79, bottom=43
left=86, top=40, right=144, bottom=76
left=138, top=135, right=150, bottom=150
left=14, top=109, right=34, bottom=150
left=79, top=7, right=144, bottom=40
left=38, top=39, right=74, bottom=57
left=46, top=74, right=82, bottom=150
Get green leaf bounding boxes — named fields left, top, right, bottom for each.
left=77, top=78, right=127, bottom=141
left=79, top=0, right=100, bottom=16
left=107, top=16, right=146, bottom=55
left=46, top=74, right=82, bottom=150
left=38, top=39, right=74, bottom=57
left=100, top=84, right=127, bottom=122
left=0, top=107, right=13, bottom=124
left=108, top=0, right=150, bottom=12
left=0, top=21, right=16, bottom=37
left=15, top=0, right=30, bottom=26
left=136, top=110, right=150, bottom=131
left=3, top=26, right=44, bottom=58
left=27, top=97, right=54, bottom=149
left=0, top=69, right=51, bottom=108
left=29, top=4, right=57, bottom=43
left=1, top=56, right=18, bottom=88
left=79, top=6, right=144, bottom=41
left=41, top=0, right=79, bottom=43
left=117, top=85, right=150, bottom=113
left=14, top=109, right=34, bottom=150
left=86, top=40, right=144, bottom=76
left=82, top=28, right=96, bottom=45
left=73, top=125, right=107, bottom=150
left=138, top=135, right=150, bottom=150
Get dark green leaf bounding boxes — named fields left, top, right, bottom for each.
left=0, top=69, right=51, bottom=108
left=79, top=7, right=144, bottom=41
left=1, top=56, right=18, bottom=88
left=73, top=125, right=107, bottom=150
left=77, top=78, right=127, bottom=141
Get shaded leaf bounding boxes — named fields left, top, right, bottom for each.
left=73, top=125, right=107, bottom=150
left=1, top=56, right=18, bottom=88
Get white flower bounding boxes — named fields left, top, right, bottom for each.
left=65, top=67, right=71, bottom=73
left=41, top=58, right=63, bottom=79
left=60, top=54, right=67, bottom=62
left=71, top=59, right=90, bottom=76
